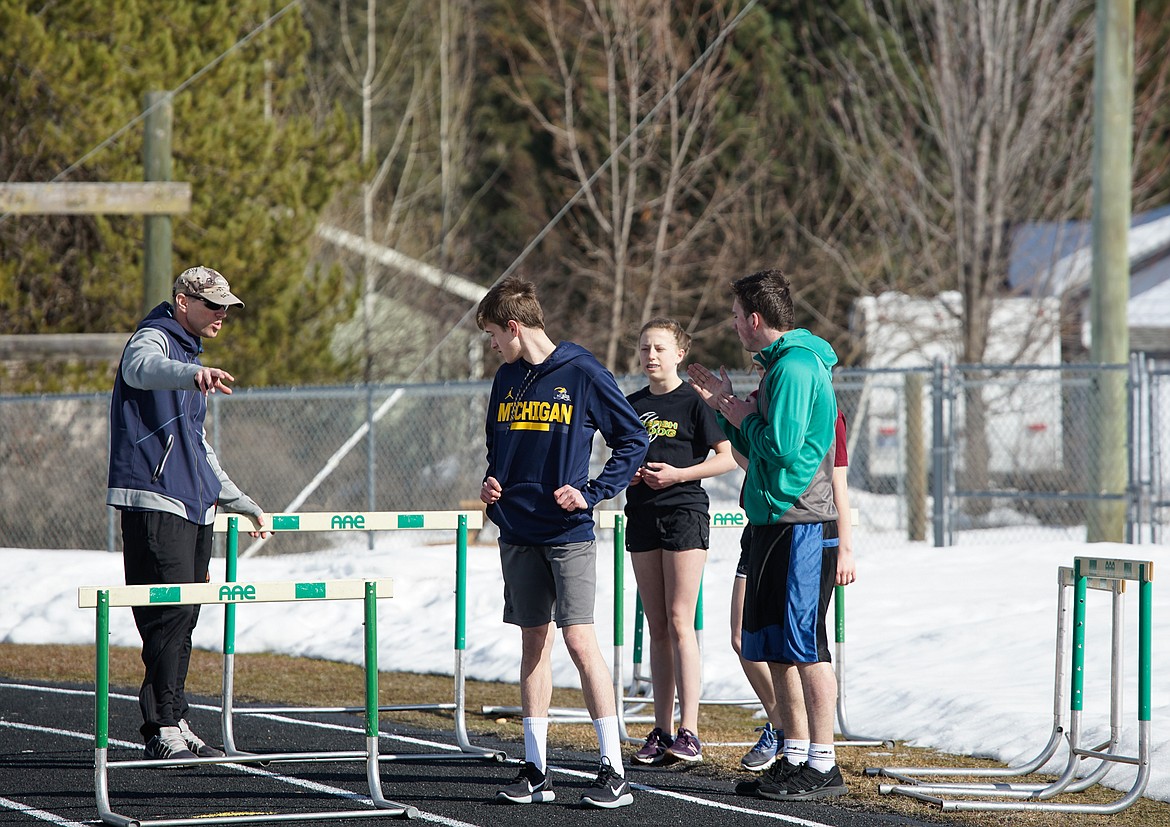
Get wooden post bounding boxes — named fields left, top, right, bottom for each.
left=905, top=372, right=927, bottom=542
left=1088, top=0, right=1133, bottom=542
left=143, top=91, right=174, bottom=316
left=0, top=92, right=190, bottom=364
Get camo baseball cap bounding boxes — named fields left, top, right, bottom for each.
left=173, top=266, right=245, bottom=308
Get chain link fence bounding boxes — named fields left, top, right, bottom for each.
left=2, top=361, right=1166, bottom=553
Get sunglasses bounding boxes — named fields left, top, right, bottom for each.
left=186, top=294, right=228, bottom=312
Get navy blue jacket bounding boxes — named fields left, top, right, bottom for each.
left=107, top=303, right=256, bottom=524
left=485, top=342, right=648, bottom=545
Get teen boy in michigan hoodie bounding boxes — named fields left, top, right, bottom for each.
left=484, top=340, right=648, bottom=545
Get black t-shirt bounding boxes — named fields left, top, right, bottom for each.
left=624, top=383, right=726, bottom=514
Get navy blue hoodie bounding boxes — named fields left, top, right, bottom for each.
left=107, top=302, right=258, bottom=525
left=485, top=342, right=648, bottom=545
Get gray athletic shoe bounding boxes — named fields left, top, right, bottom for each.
left=741, top=723, right=779, bottom=771
left=144, top=726, right=196, bottom=761
left=178, top=719, right=224, bottom=758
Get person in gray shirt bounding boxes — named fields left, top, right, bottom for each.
left=107, top=265, right=269, bottom=761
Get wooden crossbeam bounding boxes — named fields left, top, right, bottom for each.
left=0, top=182, right=191, bottom=215
left=0, top=333, right=127, bottom=360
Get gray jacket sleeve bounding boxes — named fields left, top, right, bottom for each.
left=121, top=328, right=200, bottom=390
left=204, top=432, right=263, bottom=520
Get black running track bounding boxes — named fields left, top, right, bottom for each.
left=0, top=679, right=946, bottom=827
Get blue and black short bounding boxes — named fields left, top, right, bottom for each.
left=740, top=521, right=838, bottom=664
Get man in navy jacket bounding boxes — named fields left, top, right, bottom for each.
left=477, top=277, right=647, bottom=809
left=107, top=265, right=268, bottom=762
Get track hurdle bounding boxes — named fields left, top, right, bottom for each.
left=215, top=511, right=504, bottom=764
left=79, top=578, right=417, bottom=826
left=595, top=508, right=888, bottom=748
left=875, top=556, right=1154, bottom=814
left=866, top=565, right=1121, bottom=790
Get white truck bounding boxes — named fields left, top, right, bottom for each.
left=849, top=291, right=1063, bottom=486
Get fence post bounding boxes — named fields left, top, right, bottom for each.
left=905, top=372, right=927, bottom=541
left=367, top=384, right=376, bottom=550
left=931, top=358, right=948, bottom=546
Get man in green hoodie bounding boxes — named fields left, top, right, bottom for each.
left=687, top=269, right=845, bottom=801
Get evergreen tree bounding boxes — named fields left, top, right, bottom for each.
left=0, top=0, right=360, bottom=391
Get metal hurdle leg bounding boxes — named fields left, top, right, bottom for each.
left=880, top=556, right=1154, bottom=814
left=85, top=578, right=416, bottom=825
left=833, top=583, right=894, bottom=747
left=218, top=512, right=504, bottom=764
left=868, top=565, right=1119, bottom=790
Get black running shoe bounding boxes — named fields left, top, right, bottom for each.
left=736, top=756, right=799, bottom=796
left=758, top=762, right=847, bottom=800
left=579, top=758, right=633, bottom=809
left=496, top=762, right=555, bottom=804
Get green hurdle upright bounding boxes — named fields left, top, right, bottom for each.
left=879, top=556, right=1154, bottom=814
left=216, top=511, right=504, bottom=764
left=79, top=578, right=416, bottom=826
left=831, top=583, right=893, bottom=747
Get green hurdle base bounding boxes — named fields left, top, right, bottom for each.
left=868, top=566, right=1122, bottom=790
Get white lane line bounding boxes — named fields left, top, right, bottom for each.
left=2, top=681, right=838, bottom=826
left=0, top=797, right=89, bottom=827
left=0, top=718, right=476, bottom=827
left=189, top=709, right=835, bottom=825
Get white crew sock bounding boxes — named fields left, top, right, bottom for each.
left=807, top=742, right=837, bottom=773
left=783, top=737, right=810, bottom=766
left=593, top=715, right=625, bottom=776
left=523, top=717, right=549, bottom=774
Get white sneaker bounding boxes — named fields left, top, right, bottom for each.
left=178, top=719, right=225, bottom=757
left=144, top=726, right=196, bottom=761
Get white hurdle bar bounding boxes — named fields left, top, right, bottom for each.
left=80, top=578, right=417, bottom=826
left=214, top=511, right=504, bottom=764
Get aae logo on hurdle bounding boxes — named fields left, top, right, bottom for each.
left=711, top=510, right=746, bottom=526
left=331, top=513, right=366, bottom=529
left=219, top=584, right=257, bottom=601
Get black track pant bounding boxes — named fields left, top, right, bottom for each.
left=121, top=510, right=213, bottom=741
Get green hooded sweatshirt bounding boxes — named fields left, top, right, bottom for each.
left=717, top=329, right=838, bottom=525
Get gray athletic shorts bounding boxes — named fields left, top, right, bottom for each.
left=499, top=540, right=597, bottom=628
